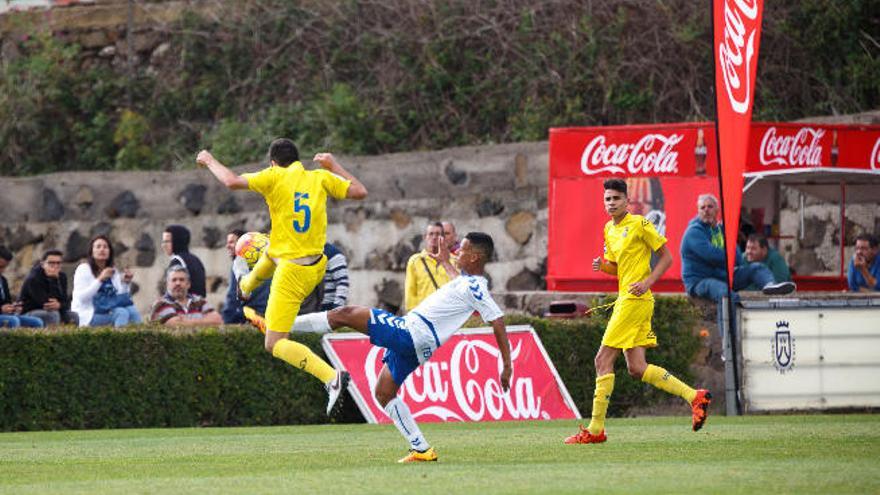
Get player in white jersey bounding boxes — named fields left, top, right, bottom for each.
left=291, top=232, right=512, bottom=463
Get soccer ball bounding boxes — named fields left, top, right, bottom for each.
left=235, top=232, right=269, bottom=268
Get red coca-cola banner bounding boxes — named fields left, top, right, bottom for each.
left=321, top=326, right=580, bottom=424
left=546, top=122, right=879, bottom=292
left=550, top=124, right=719, bottom=179
left=747, top=123, right=832, bottom=172
left=714, top=0, right=764, bottom=287
left=834, top=126, right=880, bottom=172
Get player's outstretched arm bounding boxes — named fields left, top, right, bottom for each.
left=489, top=318, right=512, bottom=391
left=313, top=153, right=368, bottom=200
left=196, top=150, right=249, bottom=190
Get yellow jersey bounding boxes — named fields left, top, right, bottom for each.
left=603, top=213, right=666, bottom=301
left=243, top=162, right=350, bottom=260
left=404, top=250, right=455, bottom=311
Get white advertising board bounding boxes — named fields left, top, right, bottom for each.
left=741, top=307, right=880, bottom=411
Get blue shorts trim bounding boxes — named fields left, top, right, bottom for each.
left=368, top=308, right=419, bottom=385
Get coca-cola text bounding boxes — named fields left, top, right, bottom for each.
left=718, top=0, right=759, bottom=114
left=580, top=134, right=683, bottom=176
left=759, top=127, right=825, bottom=167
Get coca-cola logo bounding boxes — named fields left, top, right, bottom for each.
left=759, top=127, right=825, bottom=167
left=871, top=137, right=880, bottom=170
left=718, top=0, right=759, bottom=114
left=580, top=134, right=683, bottom=176
left=363, top=339, right=549, bottom=421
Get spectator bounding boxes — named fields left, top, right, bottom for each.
left=221, top=229, right=247, bottom=324
left=72, top=235, right=142, bottom=327
left=320, top=242, right=350, bottom=311
left=19, top=250, right=79, bottom=326
left=404, top=222, right=458, bottom=312
left=680, top=194, right=794, bottom=337
left=150, top=266, right=222, bottom=326
left=0, top=246, right=44, bottom=328
left=743, top=234, right=792, bottom=290
left=847, top=234, right=880, bottom=292
left=441, top=221, right=461, bottom=255
left=221, top=229, right=271, bottom=323
left=162, top=225, right=206, bottom=297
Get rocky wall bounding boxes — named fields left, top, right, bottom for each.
left=0, top=142, right=549, bottom=318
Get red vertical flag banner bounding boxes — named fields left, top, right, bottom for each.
left=713, top=0, right=764, bottom=286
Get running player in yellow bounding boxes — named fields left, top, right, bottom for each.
left=564, top=178, right=711, bottom=445
left=196, top=139, right=367, bottom=414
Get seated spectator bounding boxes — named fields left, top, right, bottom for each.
left=162, top=225, right=206, bottom=297
left=320, top=242, right=350, bottom=311
left=19, top=250, right=79, bottom=326
left=404, top=222, right=459, bottom=312
left=221, top=229, right=247, bottom=324
left=743, top=234, right=792, bottom=290
left=221, top=229, right=269, bottom=324
left=72, top=235, right=142, bottom=327
left=0, top=246, right=44, bottom=328
left=847, top=233, right=880, bottom=292
left=150, top=266, right=222, bottom=326
left=680, top=194, right=794, bottom=338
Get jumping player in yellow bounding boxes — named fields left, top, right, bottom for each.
left=565, top=178, right=711, bottom=445
left=196, top=139, right=367, bottom=414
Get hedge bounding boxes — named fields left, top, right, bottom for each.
left=0, top=297, right=700, bottom=431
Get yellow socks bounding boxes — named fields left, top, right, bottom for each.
left=587, top=373, right=615, bottom=435
left=642, top=364, right=697, bottom=403
left=272, top=338, right=337, bottom=384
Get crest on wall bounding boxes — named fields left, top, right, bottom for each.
left=771, top=321, right=796, bottom=374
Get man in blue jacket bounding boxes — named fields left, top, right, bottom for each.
left=680, top=194, right=795, bottom=338
left=847, top=234, right=879, bottom=292
left=221, top=229, right=270, bottom=324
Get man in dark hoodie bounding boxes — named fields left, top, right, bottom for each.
left=19, top=250, right=79, bottom=326
left=162, top=225, right=207, bottom=297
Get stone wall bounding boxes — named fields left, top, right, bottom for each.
left=0, top=142, right=549, bottom=318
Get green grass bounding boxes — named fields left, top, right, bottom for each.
left=1, top=415, right=878, bottom=494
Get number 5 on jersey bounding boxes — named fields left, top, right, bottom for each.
left=293, top=192, right=311, bottom=233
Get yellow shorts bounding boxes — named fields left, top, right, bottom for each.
left=601, top=298, right=657, bottom=350
left=261, top=255, right=327, bottom=334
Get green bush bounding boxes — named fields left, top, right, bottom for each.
left=0, top=298, right=700, bottom=431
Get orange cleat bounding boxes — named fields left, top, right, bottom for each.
left=398, top=447, right=438, bottom=463
left=243, top=306, right=267, bottom=335
left=564, top=425, right=607, bottom=445
left=691, top=389, right=712, bottom=431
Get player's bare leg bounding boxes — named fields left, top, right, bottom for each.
left=289, top=304, right=371, bottom=334
left=625, top=346, right=711, bottom=431
left=374, top=365, right=436, bottom=463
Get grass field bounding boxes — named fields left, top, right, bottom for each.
left=1, top=415, right=878, bottom=494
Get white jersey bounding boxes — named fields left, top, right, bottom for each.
left=404, top=274, right=504, bottom=363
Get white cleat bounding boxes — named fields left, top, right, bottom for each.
left=326, top=370, right=351, bottom=416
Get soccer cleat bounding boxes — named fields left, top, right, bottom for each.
left=398, top=447, right=438, bottom=463
left=691, top=389, right=712, bottom=431
left=563, top=425, right=607, bottom=445
left=242, top=306, right=266, bottom=334
left=761, top=281, right=796, bottom=296
left=325, top=370, right=351, bottom=416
